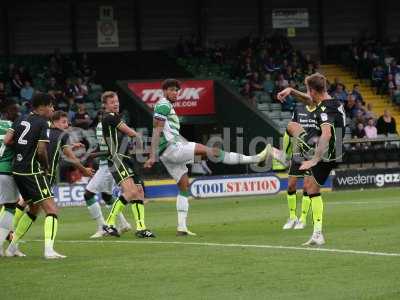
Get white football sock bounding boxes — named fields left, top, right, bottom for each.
left=176, top=194, right=189, bottom=231
left=0, top=210, right=13, bottom=247
left=117, top=213, right=130, bottom=228
left=221, top=151, right=259, bottom=164
left=87, top=202, right=105, bottom=228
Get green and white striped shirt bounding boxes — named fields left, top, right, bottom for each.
left=96, top=122, right=108, bottom=165
left=153, top=98, right=181, bottom=153
left=0, top=119, right=13, bottom=174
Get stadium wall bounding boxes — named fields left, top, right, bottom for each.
left=323, top=0, right=376, bottom=46
left=4, top=0, right=399, bottom=57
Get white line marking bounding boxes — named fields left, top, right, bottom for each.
left=29, top=239, right=400, bottom=258
left=328, top=200, right=400, bottom=205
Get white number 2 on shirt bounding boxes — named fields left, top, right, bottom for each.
left=17, top=121, right=31, bottom=145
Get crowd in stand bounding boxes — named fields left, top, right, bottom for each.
left=176, top=33, right=318, bottom=111
left=0, top=49, right=99, bottom=130
left=177, top=34, right=399, bottom=140
left=0, top=49, right=105, bottom=183
left=347, top=37, right=400, bottom=105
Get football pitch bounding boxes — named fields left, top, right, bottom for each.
left=1, top=188, right=400, bottom=300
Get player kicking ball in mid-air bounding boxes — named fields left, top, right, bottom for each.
left=101, top=91, right=155, bottom=238
left=281, top=102, right=319, bottom=230
left=0, top=100, right=21, bottom=256
left=4, top=93, right=66, bottom=258
left=277, top=73, right=345, bottom=245
left=144, top=79, right=275, bottom=236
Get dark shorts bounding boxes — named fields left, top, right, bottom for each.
left=13, top=173, right=54, bottom=204
left=310, top=161, right=336, bottom=186
left=108, top=155, right=138, bottom=185
left=288, top=154, right=311, bottom=178
left=288, top=159, right=310, bottom=178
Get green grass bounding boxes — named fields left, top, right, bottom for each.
left=1, top=188, right=400, bottom=300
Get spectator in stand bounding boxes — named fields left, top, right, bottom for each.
left=249, top=72, right=263, bottom=92
left=353, top=110, right=366, bottom=127
left=262, top=73, right=275, bottom=95
left=364, top=103, right=376, bottom=119
left=387, top=73, right=396, bottom=98
left=304, top=63, right=314, bottom=76
left=388, top=60, right=400, bottom=77
left=73, top=102, right=92, bottom=130
left=265, top=57, right=279, bottom=73
left=395, top=71, right=400, bottom=88
left=293, top=67, right=305, bottom=85
left=372, top=65, right=386, bottom=94
left=351, top=84, right=364, bottom=104
left=20, top=80, right=34, bottom=102
left=352, top=122, right=366, bottom=138
left=18, top=66, right=31, bottom=83
left=332, top=83, right=348, bottom=102
left=276, top=73, right=289, bottom=91
left=240, top=57, right=254, bottom=78
left=393, top=86, right=400, bottom=105
left=46, top=77, right=62, bottom=94
left=328, top=77, right=340, bottom=94
left=74, top=78, right=89, bottom=102
left=8, top=63, right=17, bottom=80
left=64, top=78, right=77, bottom=107
left=281, top=80, right=296, bottom=111
left=364, top=118, right=378, bottom=139
left=345, top=95, right=358, bottom=119
left=10, top=73, right=23, bottom=97
left=377, top=109, right=397, bottom=135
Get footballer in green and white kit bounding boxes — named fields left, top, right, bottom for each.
left=145, top=79, right=277, bottom=236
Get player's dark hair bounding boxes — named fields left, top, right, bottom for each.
left=161, top=79, right=181, bottom=90
left=305, top=73, right=327, bottom=94
left=52, top=110, right=68, bottom=122
left=101, top=91, right=117, bottom=104
left=32, top=92, right=53, bottom=108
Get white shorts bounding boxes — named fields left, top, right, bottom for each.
left=86, top=164, right=115, bottom=194
left=160, top=142, right=196, bottom=182
left=0, top=174, right=20, bottom=204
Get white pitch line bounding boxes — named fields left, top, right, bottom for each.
left=29, top=239, right=400, bottom=258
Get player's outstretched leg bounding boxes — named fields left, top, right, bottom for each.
left=295, top=191, right=311, bottom=229
left=0, top=203, right=15, bottom=256
left=84, top=190, right=107, bottom=238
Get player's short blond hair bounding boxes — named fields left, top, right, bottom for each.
left=101, top=91, right=117, bottom=104
left=305, top=73, right=327, bottom=93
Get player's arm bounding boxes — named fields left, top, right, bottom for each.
left=3, top=129, right=14, bottom=146
left=299, top=124, right=331, bottom=170
left=62, top=146, right=94, bottom=177
left=144, top=118, right=164, bottom=169
left=37, top=141, right=50, bottom=173
left=277, top=87, right=313, bottom=106
left=117, top=122, right=138, bottom=138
